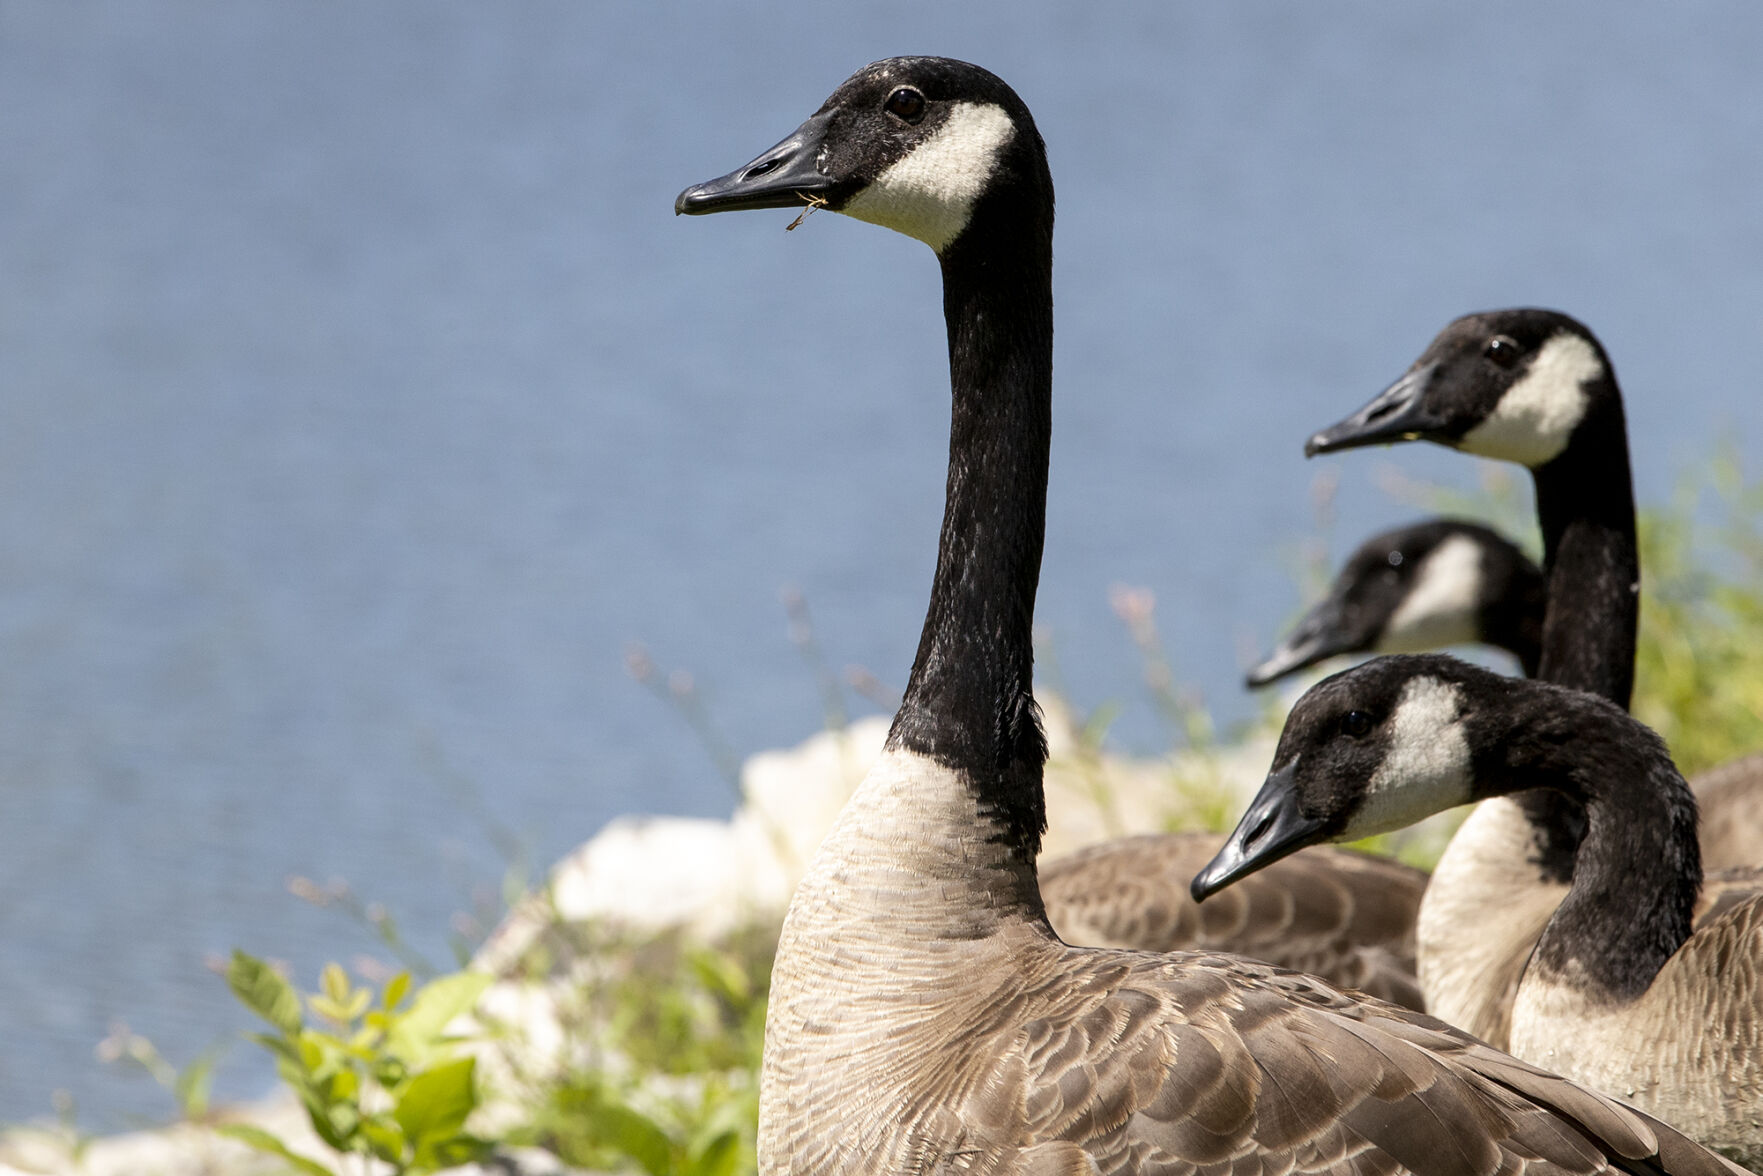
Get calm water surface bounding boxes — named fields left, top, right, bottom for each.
left=2, top=1, right=1760, bottom=1126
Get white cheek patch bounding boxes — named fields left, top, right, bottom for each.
left=1377, top=535, right=1487, bottom=652
left=1345, top=678, right=1473, bottom=838
left=1459, top=332, right=1602, bottom=466
left=840, top=102, right=1015, bottom=253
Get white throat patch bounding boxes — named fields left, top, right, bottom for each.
left=840, top=102, right=1015, bottom=253
left=1459, top=332, right=1602, bottom=466
left=1378, top=535, right=1487, bottom=652
left=1348, top=677, right=1473, bottom=838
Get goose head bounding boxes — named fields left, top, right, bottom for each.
left=1306, top=309, right=1616, bottom=468
left=1245, top=519, right=1545, bottom=686
left=1196, top=654, right=1497, bottom=900
left=675, top=56, right=1049, bottom=255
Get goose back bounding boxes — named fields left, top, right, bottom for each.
left=1042, top=835, right=1427, bottom=1009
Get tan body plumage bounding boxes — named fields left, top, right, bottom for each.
left=763, top=750, right=1737, bottom=1174
left=1044, top=835, right=1426, bottom=1009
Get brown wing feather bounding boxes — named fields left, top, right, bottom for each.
left=761, top=934, right=1745, bottom=1173
left=877, top=941, right=1741, bottom=1175
left=1003, top=946, right=1741, bottom=1176
left=1602, top=894, right=1763, bottom=1165
left=1041, top=834, right=1428, bottom=1009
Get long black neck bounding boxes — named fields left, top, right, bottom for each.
left=886, top=194, right=1054, bottom=862
left=1531, top=386, right=1638, bottom=707
left=1509, top=380, right=1638, bottom=883
left=1491, top=691, right=1700, bottom=1002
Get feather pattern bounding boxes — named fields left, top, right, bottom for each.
left=1043, top=835, right=1427, bottom=1010
left=759, top=750, right=1740, bottom=1175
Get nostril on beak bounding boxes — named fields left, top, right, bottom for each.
left=1245, top=812, right=1274, bottom=848
left=745, top=157, right=782, bottom=179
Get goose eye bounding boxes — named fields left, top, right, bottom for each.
left=885, top=87, right=927, bottom=123
left=1484, top=335, right=1521, bottom=368
left=1342, top=710, right=1373, bottom=738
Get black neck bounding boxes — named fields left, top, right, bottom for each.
left=886, top=199, right=1053, bottom=862
left=1508, top=382, right=1638, bottom=882
left=1531, top=389, right=1639, bottom=708
left=1492, top=695, right=1700, bottom=1002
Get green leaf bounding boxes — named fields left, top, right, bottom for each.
left=173, top=1043, right=226, bottom=1119
left=414, top=1132, right=492, bottom=1173
left=295, top=1093, right=345, bottom=1151
left=383, top=971, right=412, bottom=1011
left=320, top=962, right=351, bottom=1005
left=217, top=1123, right=336, bottom=1176
left=298, top=1090, right=359, bottom=1152
left=584, top=1098, right=676, bottom=1176
left=326, top=1065, right=360, bottom=1103
left=393, top=1056, right=478, bottom=1148
left=296, top=1032, right=331, bottom=1073
left=373, top=1056, right=409, bottom=1088
left=389, top=971, right=492, bottom=1059
left=358, top=1114, right=407, bottom=1164
left=227, top=951, right=303, bottom=1036
left=689, top=948, right=750, bottom=1006
left=309, top=986, right=372, bottom=1026
left=687, top=1129, right=741, bottom=1176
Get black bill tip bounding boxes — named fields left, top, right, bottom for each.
left=1191, top=760, right=1329, bottom=901
left=675, top=114, right=834, bottom=218
left=1244, top=604, right=1358, bottom=689
left=1305, top=361, right=1441, bottom=457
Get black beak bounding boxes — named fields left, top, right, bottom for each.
left=675, top=112, right=835, bottom=216
left=1191, top=760, right=1329, bottom=901
left=1305, top=362, right=1443, bottom=457
left=1244, top=598, right=1362, bottom=688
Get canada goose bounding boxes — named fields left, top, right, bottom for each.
left=676, top=59, right=1736, bottom=1173
left=1245, top=517, right=1546, bottom=686
left=1194, top=653, right=1763, bottom=1164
